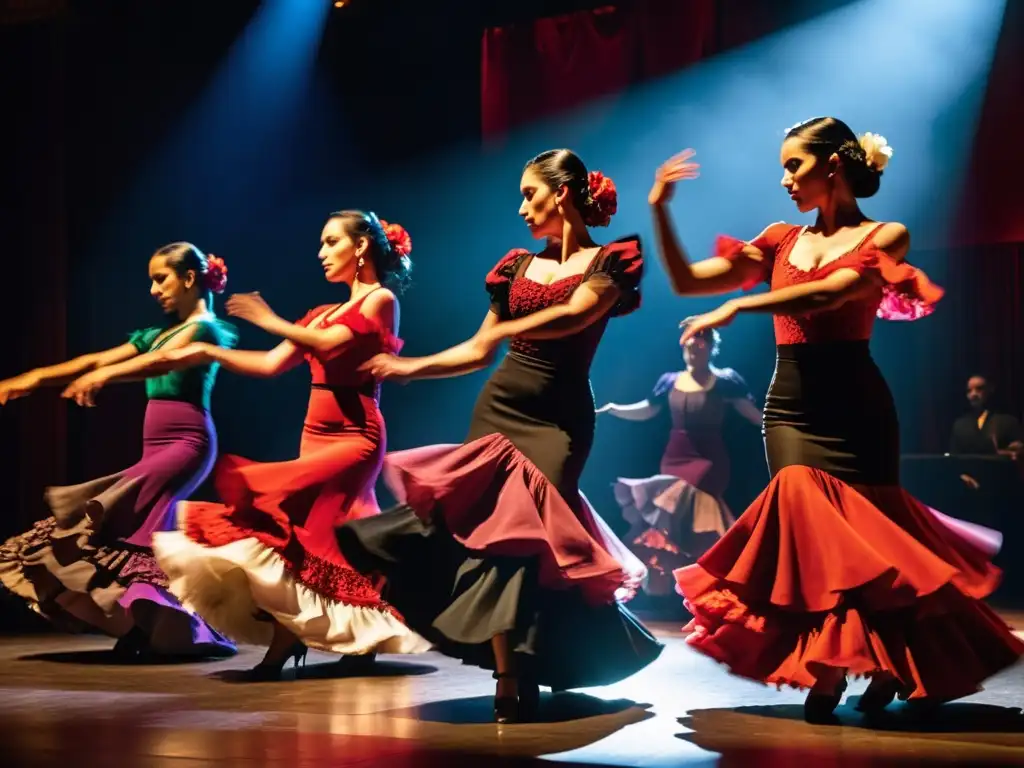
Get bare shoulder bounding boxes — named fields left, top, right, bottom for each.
left=363, top=287, right=397, bottom=312
left=361, top=287, right=398, bottom=324
left=871, top=221, right=910, bottom=260
left=756, top=221, right=791, bottom=239
left=749, top=221, right=792, bottom=243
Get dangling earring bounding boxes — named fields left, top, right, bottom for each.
left=357, top=255, right=365, bottom=272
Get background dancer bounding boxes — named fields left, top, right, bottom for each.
left=597, top=326, right=761, bottom=596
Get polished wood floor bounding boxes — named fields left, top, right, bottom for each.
left=2, top=619, right=1023, bottom=767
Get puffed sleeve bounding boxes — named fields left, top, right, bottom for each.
left=714, top=222, right=794, bottom=290
left=127, top=327, right=162, bottom=353
left=485, top=248, right=531, bottom=320
left=583, top=235, right=643, bottom=317
left=714, top=368, right=754, bottom=402
left=861, top=250, right=944, bottom=321
left=650, top=371, right=678, bottom=404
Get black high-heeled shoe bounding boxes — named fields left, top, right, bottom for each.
left=804, top=678, right=847, bottom=724
left=335, top=652, right=377, bottom=674
left=855, top=676, right=901, bottom=715
left=240, top=642, right=308, bottom=681
left=493, top=672, right=521, bottom=724
left=112, top=626, right=149, bottom=660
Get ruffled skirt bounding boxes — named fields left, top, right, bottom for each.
left=615, top=474, right=734, bottom=596
left=337, top=433, right=664, bottom=690
left=0, top=400, right=235, bottom=656
left=674, top=344, right=1022, bottom=700
left=152, top=389, right=428, bottom=655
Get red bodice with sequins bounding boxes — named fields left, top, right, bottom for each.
left=507, top=274, right=595, bottom=359
left=717, top=224, right=943, bottom=345
left=485, top=237, right=643, bottom=365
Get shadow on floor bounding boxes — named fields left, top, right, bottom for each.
left=676, top=700, right=1024, bottom=767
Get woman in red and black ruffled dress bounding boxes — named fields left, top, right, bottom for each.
left=343, top=150, right=662, bottom=723
left=650, top=119, right=1023, bottom=723
left=150, top=211, right=429, bottom=679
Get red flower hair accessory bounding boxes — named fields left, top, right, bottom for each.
left=204, top=254, right=228, bottom=294
left=585, top=170, right=618, bottom=227
left=380, top=220, right=412, bottom=258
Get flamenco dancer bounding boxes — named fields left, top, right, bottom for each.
left=651, top=118, right=1023, bottom=723
left=0, top=243, right=237, bottom=659
left=341, top=150, right=662, bottom=724
left=149, top=211, right=429, bottom=680
left=596, top=327, right=761, bottom=595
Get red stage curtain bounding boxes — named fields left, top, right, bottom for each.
left=482, top=0, right=715, bottom=138
left=955, top=0, right=1024, bottom=245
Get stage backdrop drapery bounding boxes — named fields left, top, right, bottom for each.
left=482, top=0, right=717, bottom=138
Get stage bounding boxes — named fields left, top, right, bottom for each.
left=2, top=619, right=1023, bottom=768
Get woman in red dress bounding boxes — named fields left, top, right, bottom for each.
left=150, top=211, right=429, bottom=679
left=341, top=150, right=662, bottom=723
left=651, top=118, right=1023, bottom=722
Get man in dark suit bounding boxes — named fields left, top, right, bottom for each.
left=950, top=375, right=1023, bottom=458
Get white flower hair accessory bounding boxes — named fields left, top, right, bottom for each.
left=859, top=132, right=893, bottom=171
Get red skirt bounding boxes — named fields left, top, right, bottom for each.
left=152, top=388, right=427, bottom=655
left=675, top=342, right=1022, bottom=701
left=675, top=466, right=1022, bottom=701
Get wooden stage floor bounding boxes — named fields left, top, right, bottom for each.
left=2, top=619, right=1023, bottom=768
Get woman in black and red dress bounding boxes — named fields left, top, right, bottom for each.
left=650, top=118, right=1022, bottom=723
left=341, top=150, right=662, bottom=723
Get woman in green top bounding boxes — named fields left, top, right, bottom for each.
left=0, top=242, right=237, bottom=659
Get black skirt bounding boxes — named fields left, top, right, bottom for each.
left=337, top=351, right=662, bottom=689
left=764, top=341, right=900, bottom=485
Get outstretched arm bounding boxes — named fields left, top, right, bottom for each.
left=367, top=310, right=500, bottom=382
left=681, top=224, right=911, bottom=342
left=483, top=283, right=621, bottom=344
left=727, top=268, right=870, bottom=317
left=729, top=224, right=910, bottom=317
left=200, top=341, right=305, bottom=378
left=596, top=399, right=662, bottom=421
left=61, top=324, right=232, bottom=406
left=0, top=342, right=139, bottom=404
left=731, top=397, right=763, bottom=427
left=75, top=326, right=206, bottom=385
left=226, top=292, right=361, bottom=355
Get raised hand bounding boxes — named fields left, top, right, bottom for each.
left=226, top=292, right=277, bottom=329
left=0, top=372, right=41, bottom=406
left=680, top=303, right=737, bottom=343
left=649, top=149, right=700, bottom=206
